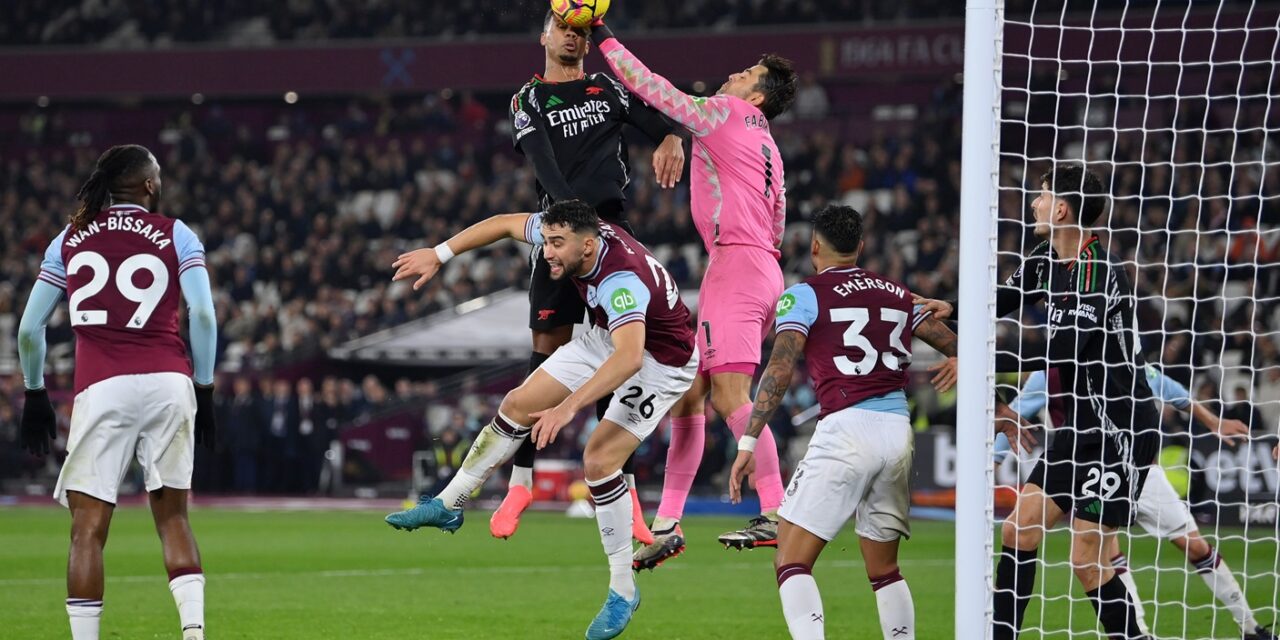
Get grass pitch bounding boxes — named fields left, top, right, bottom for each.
left=0, top=507, right=1273, bottom=638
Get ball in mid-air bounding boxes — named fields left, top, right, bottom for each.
left=550, top=0, right=610, bottom=28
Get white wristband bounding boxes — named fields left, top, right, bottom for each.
left=737, top=435, right=758, bottom=453
left=434, top=242, right=455, bottom=264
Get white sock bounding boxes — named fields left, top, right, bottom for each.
left=169, top=573, right=205, bottom=632
left=436, top=413, right=528, bottom=510
left=624, top=473, right=637, bottom=491
left=1195, top=549, right=1259, bottom=632
left=587, top=470, right=635, bottom=600
left=1111, top=555, right=1150, bottom=636
left=510, top=465, right=533, bottom=490
left=66, top=598, right=102, bottom=640
left=777, top=564, right=824, bottom=640
left=872, top=571, right=914, bottom=640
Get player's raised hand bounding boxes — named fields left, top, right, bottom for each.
left=995, top=402, right=1037, bottom=455
left=392, top=248, right=443, bottom=291
left=929, top=356, right=958, bottom=393
left=20, top=388, right=57, bottom=456
left=728, top=450, right=756, bottom=504
left=653, top=135, right=685, bottom=189
left=194, top=384, right=217, bottom=449
left=529, top=403, right=576, bottom=450
left=912, top=296, right=954, bottom=321
left=1211, top=417, right=1250, bottom=447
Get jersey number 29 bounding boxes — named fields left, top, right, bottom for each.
left=67, top=251, right=168, bottom=329
left=830, top=307, right=910, bottom=375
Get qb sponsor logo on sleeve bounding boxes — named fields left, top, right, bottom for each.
left=776, top=293, right=797, bottom=318
left=611, top=288, right=638, bottom=314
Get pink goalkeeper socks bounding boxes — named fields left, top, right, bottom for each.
left=727, top=403, right=785, bottom=513
left=656, top=415, right=706, bottom=521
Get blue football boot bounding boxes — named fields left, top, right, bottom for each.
left=584, top=588, right=641, bottom=640
left=384, top=495, right=464, bottom=533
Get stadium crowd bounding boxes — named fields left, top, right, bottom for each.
left=2, top=68, right=1276, bottom=492
left=1, top=0, right=968, bottom=47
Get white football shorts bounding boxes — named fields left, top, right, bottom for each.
left=1134, top=464, right=1197, bottom=540
left=779, top=406, right=914, bottom=542
left=540, top=326, right=697, bottom=442
left=55, top=372, right=197, bottom=506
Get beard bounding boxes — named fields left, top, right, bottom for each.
left=549, top=256, right=584, bottom=280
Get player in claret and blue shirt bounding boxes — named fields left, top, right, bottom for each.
left=727, top=204, right=1030, bottom=640
left=17, top=144, right=217, bottom=640
left=384, top=200, right=698, bottom=639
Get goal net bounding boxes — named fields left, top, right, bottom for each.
left=958, top=1, right=1279, bottom=638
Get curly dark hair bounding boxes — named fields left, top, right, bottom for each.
left=70, top=144, right=155, bottom=231
left=812, top=204, right=863, bottom=254
left=1040, top=163, right=1107, bottom=226
left=541, top=199, right=600, bottom=235
left=755, top=53, right=798, bottom=120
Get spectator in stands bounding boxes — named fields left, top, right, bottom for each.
left=262, top=378, right=300, bottom=493
left=791, top=73, right=830, bottom=120
left=1223, top=385, right=1265, bottom=434
left=222, top=376, right=264, bottom=493
left=296, top=378, right=326, bottom=494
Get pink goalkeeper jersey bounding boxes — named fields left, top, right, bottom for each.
left=599, top=39, right=786, bottom=257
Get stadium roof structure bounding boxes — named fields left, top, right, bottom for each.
left=330, top=288, right=699, bottom=365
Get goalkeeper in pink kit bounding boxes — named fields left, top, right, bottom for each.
left=589, top=18, right=798, bottom=568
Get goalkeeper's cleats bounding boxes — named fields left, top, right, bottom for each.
left=632, top=524, right=685, bottom=571
left=584, top=588, right=640, bottom=640
left=1246, top=626, right=1279, bottom=640
left=628, top=486, right=654, bottom=545
left=385, top=495, right=464, bottom=533
left=718, top=515, right=779, bottom=550
left=490, top=484, right=533, bottom=539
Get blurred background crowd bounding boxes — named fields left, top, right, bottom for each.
left=1, top=0, right=1275, bottom=499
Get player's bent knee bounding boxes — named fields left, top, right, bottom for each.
left=497, top=392, right=532, bottom=426
left=1002, top=518, right=1042, bottom=550
left=708, top=384, right=750, bottom=418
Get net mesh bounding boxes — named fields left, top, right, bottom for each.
left=989, top=1, right=1279, bottom=637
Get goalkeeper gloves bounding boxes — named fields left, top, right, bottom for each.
left=194, top=384, right=217, bottom=449
left=20, top=388, right=57, bottom=456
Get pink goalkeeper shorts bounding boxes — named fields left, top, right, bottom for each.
left=695, top=245, right=785, bottom=375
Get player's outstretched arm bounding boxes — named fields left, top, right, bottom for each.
left=530, top=322, right=645, bottom=449
left=729, top=330, right=805, bottom=503
left=914, top=314, right=958, bottom=392
left=392, top=213, right=534, bottom=291
left=590, top=21, right=731, bottom=137
left=16, top=280, right=63, bottom=456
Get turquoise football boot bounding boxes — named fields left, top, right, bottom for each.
left=584, top=588, right=641, bottom=640
left=384, top=495, right=464, bottom=533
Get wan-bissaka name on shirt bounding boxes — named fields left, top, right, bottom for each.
left=65, top=216, right=172, bottom=250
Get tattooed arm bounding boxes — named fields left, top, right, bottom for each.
left=728, top=330, right=806, bottom=503
left=914, top=315, right=957, bottom=357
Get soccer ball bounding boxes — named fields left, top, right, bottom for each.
left=550, top=0, right=610, bottom=28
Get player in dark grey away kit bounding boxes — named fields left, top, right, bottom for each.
left=495, top=10, right=685, bottom=542
left=992, top=164, right=1161, bottom=640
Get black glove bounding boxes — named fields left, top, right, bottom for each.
left=20, top=388, right=57, bottom=456
left=194, top=384, right=217, bottom=449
